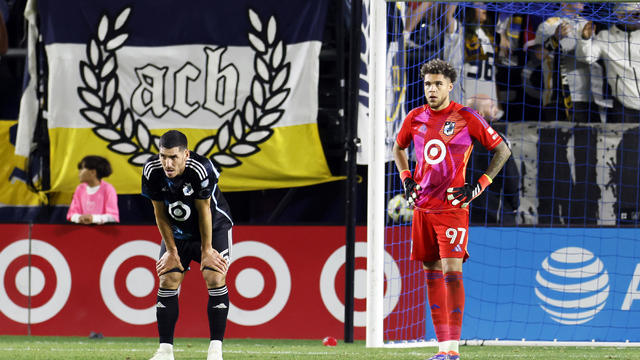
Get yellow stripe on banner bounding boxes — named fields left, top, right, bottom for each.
left=49, top=124, right=343, bottom=194
left=217, top=124, right=344, bottom=192
left=0, top=120, right=43, bottom=206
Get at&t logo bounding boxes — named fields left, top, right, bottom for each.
left=535, top=247, right=609, bottom=325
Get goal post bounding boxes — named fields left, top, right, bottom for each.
left=365, top=0, right=386, bottom=348
left=366, top=0, right=640, bottom=348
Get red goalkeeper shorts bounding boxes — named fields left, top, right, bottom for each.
left=411, top=209, right=470, bottom=262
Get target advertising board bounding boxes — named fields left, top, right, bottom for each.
left=3, top=225, right=640, bottom=341
left=0, top=224, right=390, bottom=339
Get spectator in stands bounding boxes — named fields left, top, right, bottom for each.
left=577, top=2, right=640, bottom=123
left=445, top=3, right=504, bottom=120
left=495, top=12, right=522, bottom=117
left=532, top=3, right=601, bottom=123
left=404, top=2, right=445, bottom=50
left=0, top=0, right=9, bottom=56
left=67, top=155, right=119, bottom=224
left=404, top=2, right=446, bottom=112
left=495, top=13, right=543, bottom=122
left=466, top=94, right=520, bottom=224
left=496, top=13, right=522, bottom=68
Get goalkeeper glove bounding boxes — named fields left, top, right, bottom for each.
left=446, top=174, right=492, bottom=208
left=400, top=170, right=421, bottom=207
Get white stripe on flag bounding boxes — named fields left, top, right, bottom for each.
left=44, top=42, right=321, bottom=130
left=15, top=0, right=39, bottom=157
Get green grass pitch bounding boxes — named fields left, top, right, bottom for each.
left=1, top=336, right=640, bottom=359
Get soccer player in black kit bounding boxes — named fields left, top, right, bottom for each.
left=142, top=130, right=233, bottom=360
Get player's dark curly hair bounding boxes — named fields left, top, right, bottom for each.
left=77, top=155, right=112, bottom=179
left=159, top=130, right=188, bottom=150
left=420, top=59, right=457, bottom=84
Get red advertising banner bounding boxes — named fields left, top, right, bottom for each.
left=0, top=225, right=418, bottom=340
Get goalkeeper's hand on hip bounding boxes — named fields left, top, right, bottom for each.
left=400, top=170, right=421, bottom=207
left=447, top=174, right=492, bottom=208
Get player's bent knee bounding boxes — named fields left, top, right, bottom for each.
left=441, top=257, right=463, bottom=273
left=202, top=269, right=225, bottom=288
left=422, top=260, right=442, bottom=271
left=159, top=271, right=183, bottom=289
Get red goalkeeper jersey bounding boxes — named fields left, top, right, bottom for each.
left=396, top=101, right=502, bottom=212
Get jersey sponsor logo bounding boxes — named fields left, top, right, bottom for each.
left=183, top=183, right=194, bottom=196
left=424, top=139, right=447, bottom=165
left=168, top=201, right=192, bottom=221
left=443, top=121, right=456, bottom=136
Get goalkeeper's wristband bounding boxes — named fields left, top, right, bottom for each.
left=399, top=170, right=412, bottom=182
left=478, top=173, right=493, bottom=191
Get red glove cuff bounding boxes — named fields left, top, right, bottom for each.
left=478, top=173, right=493, bottom=191
left=399, top=170, right=412, bottom=182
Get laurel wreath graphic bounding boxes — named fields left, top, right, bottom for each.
left=77, top=7, right=291, bottom=168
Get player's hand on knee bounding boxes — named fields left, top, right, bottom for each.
left=447, top=174, right=492, bottom=208
left=156, top=251, right=183, bottom=276
left=201, top=248, right=228, bottom=275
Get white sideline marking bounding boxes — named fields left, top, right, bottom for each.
left=0, top=348, right=632, bottom=359
left=2, top=345, right=639, bottom=359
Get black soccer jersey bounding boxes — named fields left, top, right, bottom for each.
left=141, top=151, right=233, bottom=241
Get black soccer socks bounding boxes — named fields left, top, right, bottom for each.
left=156, top=288, right=179, bottom=344
left=207, top=285, right=229, bottom=341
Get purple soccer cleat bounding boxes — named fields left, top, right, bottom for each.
left=447, top=351, right=460, bottom=360
left=427, top=352, right=449, bottom=360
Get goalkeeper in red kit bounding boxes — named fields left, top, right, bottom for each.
left=392, top=59, right=511, bottom=360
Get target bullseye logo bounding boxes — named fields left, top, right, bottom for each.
left=99, top=240, right=160, bottom=325
left=320, top=243, right=401, bottom=326
left=0, top=239, right=71, bottom=324
left=424, top=139, right=446, bottom=165
left=168, top=201, right=191, bottom=221
left=228, top=241, right=291, bottom=326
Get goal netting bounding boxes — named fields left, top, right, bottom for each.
left=367, top=1, right=640, bottom=347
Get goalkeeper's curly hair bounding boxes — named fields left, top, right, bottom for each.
left=420, top=59, right=457, bottom=84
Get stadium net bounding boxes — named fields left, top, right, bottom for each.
left=366, top=1, right=640, bottom=348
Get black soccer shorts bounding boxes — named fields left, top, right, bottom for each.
left=158, top=227, right=232, bottom=272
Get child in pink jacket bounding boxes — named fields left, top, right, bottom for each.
left=67, top=155, right=120, bottom=224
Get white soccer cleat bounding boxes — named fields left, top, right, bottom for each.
left=207, top=340, right=223, bottom=360
left=149, top=343, right=174, bottom=360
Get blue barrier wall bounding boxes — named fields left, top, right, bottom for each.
left=451, top=227, right=640, bottom=342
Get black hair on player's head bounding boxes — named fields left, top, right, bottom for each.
left=420, top=59, right=458, bottom=84
left=159, top=130, right=188, bottom=150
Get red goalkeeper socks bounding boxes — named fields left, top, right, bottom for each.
left=444, top=271, right=465, bottom=341
left=424, top=270, right=449, bottom=342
